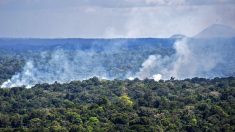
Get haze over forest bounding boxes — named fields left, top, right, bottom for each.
left=0, top=0, right=234, bottom=131
left=1, top=24, right=235, bottom=88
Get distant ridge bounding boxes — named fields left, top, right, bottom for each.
left=195, top=24, right=235, bottom=38
left=170, top=34, right=187, bottom=39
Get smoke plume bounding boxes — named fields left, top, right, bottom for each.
left=134, top=38, right=235, bottom=80
left=1, top=49, right=111, bottom=88
left=1, top=37, right=235, bottom=88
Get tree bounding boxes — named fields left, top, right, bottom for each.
left=119, top=94, right=133, bottom=107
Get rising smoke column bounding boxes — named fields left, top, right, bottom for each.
left=134, top=38, right=235, bottom=80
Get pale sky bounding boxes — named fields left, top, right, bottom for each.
left=0, top=0, right=235, bottom=38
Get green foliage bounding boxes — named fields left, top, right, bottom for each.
left=0, top=77, right=234, bottom=131
left=88, top=117, right=99, bottom=124
left=119, top=94, right=134, bottom=107
left=0, top=56, right=24, bottom=84
left=191, top=118, right=197, bottom=126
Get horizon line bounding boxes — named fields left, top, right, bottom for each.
left=0, top=37, right=175, bottom=39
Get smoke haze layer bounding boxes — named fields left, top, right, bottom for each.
left=1, top=38, right=235, bottom=88
left=135, top=38, right=235, bottom=80
left=1, top=49, right=115, bottom=88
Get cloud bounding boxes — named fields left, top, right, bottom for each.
left=141, top=0, right=235, bottom=6
left=1, top=0, right=235, bottom=10
left=104, top=5, right=235, bottom=38
left=0, top=0, right=234, bottom=38
left=186, top=0, right=235, bottom=5
left=142, top=0, right=186, bottom=5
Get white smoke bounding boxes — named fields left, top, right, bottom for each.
left=152, top=74, right=162, bottom=81
left=1, top=49, right=110, bottom=88
left=134, top=38, right=235, bottom=80
left=1, top=38, right=234, bottom=88
left=136, top=55, right=158, bottom=79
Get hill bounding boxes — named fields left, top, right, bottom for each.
left=195, top=24, right=235, bottom=38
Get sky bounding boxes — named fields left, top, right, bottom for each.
left=0, top=0, right=235, bottom=38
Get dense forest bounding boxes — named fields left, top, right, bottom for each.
left=0, top=55, right=24, bottom=85
left=0, top=38, right=234, bottom=131
left=0, top=38, right=175, bottom=83
left=1, top=0, right=235, bottom=130
left=0, top=77, right=234, bottom=131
